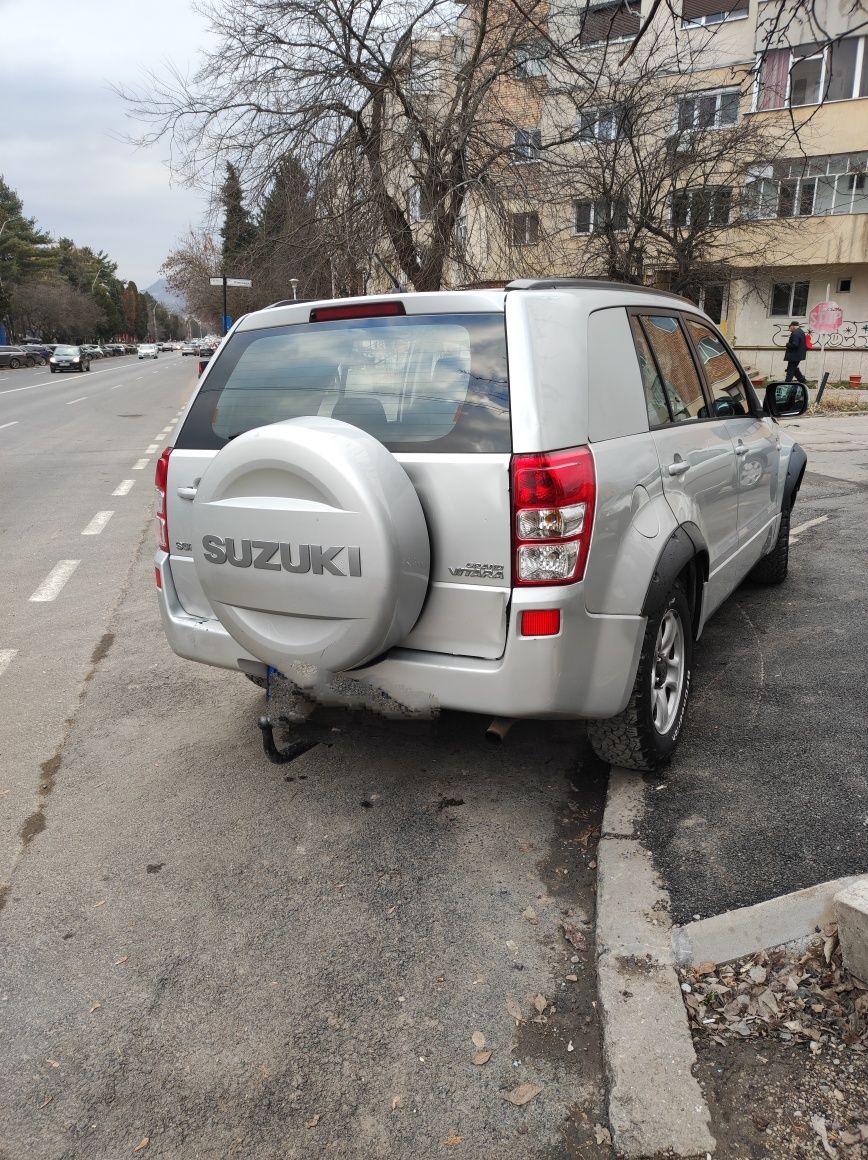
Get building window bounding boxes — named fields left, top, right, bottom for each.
left=580, top=2, right=640, bottom=47
left=514, top=41, right=548, bottom=78
left=408, top=186, right=435, bottom=223
left=574, top=197, right=628, bottom=233
left=671, top=187, right=732, bottom=227
left=700, top=284, right=726, bottom=323
left=577, top=106, right=625, bottom=141
left=512, top=128, right=542, bottom=163
left=682, top=0, right=748, bottom=26
left=838, top=277, right=852, bottom=293
left=756, top=37, right=868, bottom=110
left=512, top=212, right=539, bottom=246
left=770, top=281, right=810, bottom=317
left=677, top=87, right=739, bottom=130
left=747, top=152, right=868, bottom=219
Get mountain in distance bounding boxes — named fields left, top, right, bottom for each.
left=145, top=277, right=187, bottom=315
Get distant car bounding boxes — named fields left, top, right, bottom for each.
left=181, top=342, right=198, bottom=356
left=138, top=344, right=159, bottom=359
left=0, top=345, right=36, bottom=369
left=103, top=344, right=124, bottom=357
left=49, top=345, right=91, bottom=373
left=81, top=344, right=103, bottom=360
left=158, top=342, right=174, bottom=352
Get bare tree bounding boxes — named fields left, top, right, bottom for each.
left=9, top=281, right=105, bottom=343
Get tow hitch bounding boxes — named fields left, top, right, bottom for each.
left=257, top=716, right=317, bottom=765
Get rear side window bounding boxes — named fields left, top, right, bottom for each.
left=176, top=313, right=510, bottom=454
left=637, top=315, right=706, bottom=424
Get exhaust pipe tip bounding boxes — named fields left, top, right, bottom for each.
left=485, top=717, right=515, bottom=744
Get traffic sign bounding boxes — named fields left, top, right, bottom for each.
left=210, top=277, right=252, bottom=288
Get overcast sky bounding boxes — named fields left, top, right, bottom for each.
left=2, top=0, right=215, bottom=289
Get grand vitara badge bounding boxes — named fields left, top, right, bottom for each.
left=202, top=536, right=361, bottom=577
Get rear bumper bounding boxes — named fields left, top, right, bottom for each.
left=156, top=554, right=646, bottom=720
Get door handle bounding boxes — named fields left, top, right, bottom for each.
left=667, top=460, right=690, bottom=477
left=177, top=486, right=198, bottom=500
left=734, top=443, right=748, bottom=456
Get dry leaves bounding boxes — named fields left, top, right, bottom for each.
left=132, top=1140, right=149, bottom=1153
left=443, top=1134, right=463, bottom=1146
left=679, top=933, right=868, bottom=1054
left=471, top=1031, right=485, bottom=1049
left=811, top=1115, right=837, bottom=1158
left=390, top=1095, right=404, bottom=1112
left=305, top=1115, right=321, bottom=1129
left=532, top=994, right=547, bottom=1014
left=505, top=1082, right=543, bottom=1106
left=594, top=1124, right=612, bottom=1146
left=115, top=956, right=129, bottom=966
left=46, top=1059, right=60, bottom=1069
left=521, top=906, right=538, bottom=925
left=472, top=1051, right=492, bottom=1066
left=505, top=995, right=523, bottom=1022
left=89, top=1003, right=101, bottom=1014
left=561, top=920, right=588, bottom=953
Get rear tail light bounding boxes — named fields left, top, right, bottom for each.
left=154, top=447, right=173, bottom=552
left=511, top=447, right=596, bottom=586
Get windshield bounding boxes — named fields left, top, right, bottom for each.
left=177, top=312, right=510, bottom=454
left=54, top=346, right=78, bottom=355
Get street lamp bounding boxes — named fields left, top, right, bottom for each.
left=290, top=278, right=299, bottom=300
left=151, top=304, right=158, bottom=343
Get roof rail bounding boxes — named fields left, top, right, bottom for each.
left=504, top=278, right=688, bottom=303
left=266, top=299, right=297, bottom=308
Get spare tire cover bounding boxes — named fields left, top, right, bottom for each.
left=191, top=417, right=430, bottom=672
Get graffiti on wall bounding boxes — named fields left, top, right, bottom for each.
left=772, top=321, right=868, bottom=349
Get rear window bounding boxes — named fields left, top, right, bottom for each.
left=176, top=312, right=510, bottom=454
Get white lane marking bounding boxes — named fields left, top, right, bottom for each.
left=789, top=514, right=829, bottom=544
left=0, top=421, right=19, bottom=430
left=29, top=560, right=80, bottom=602
left=145, top=443, right=159, bottom=454
left=81, top=510, right=115, bottom=536
left=0, top=360, right=139, bottom=396
left=0, top=649, right=18, bottom=678
left=132, top=458, right=150, bottom=471
left=113, top=479, right=135, bottom=496
left=66, top=396, right=87, bottom=405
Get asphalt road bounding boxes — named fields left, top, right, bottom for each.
left=0, top=358, right=610, bottom=1156
left=642, top=416, right=868, bottom=924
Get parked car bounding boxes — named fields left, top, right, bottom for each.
left=21, top=343, right=53, bottom=365
left=0, top=345, right=36, bottom=369
left=49, top=345, right=91, bottom=373
left=138, top=344, right=159, bottom=360
left=181, top=341, right=198, bottom=356
left=81, top=344, right=103, bottom=360
left=155, top=281, right=808, bottom=771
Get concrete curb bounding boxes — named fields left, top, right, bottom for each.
left=672, top=875, right=863, bottom=968
left=596, top=769, right=716, bottom=1158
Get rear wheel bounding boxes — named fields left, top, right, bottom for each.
left=587, top=581, right=693, bottom=772
left=8, top=358, right=20, bottom=369
left=50, top=367, right=56, bottom=373
left=749, top=506, right=790, bottom=585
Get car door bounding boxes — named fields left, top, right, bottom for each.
left=629, top=313, right=740, bottom=617
left=683, top=317, right=780, bottom=568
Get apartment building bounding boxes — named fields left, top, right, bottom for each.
left=421, top=0, right=868, bottom=374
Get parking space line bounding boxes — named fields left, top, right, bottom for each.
left=145, top=444, right=159, bottom=454
left=790, top=514, right=829, bottom=544
left=132, top=458, right=150, bottom=471
left=0, top=649, right=18, bottom=678
left=112, top=480, right=135, bottom=496
left=0, top=421, right=19, bottom=430
left=66, top=396, right=87, bottom=405
left=81, top=511, right=114, bottom=536
left=29, top=560, right=80, bottom=603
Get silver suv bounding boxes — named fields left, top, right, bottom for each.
left=155, top=280, right=807, bottom=770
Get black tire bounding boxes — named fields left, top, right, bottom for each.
left=587, top=581, right=693, bottom=772
left=85, top=361, right=91, bottom=372
left=50, top=367, right=56, bottom=373
left=749, top=506, right=790, bottom=585
left=8, top=358, right=20, bottom=369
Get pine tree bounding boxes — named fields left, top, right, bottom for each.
left=219, top=163, right=256, bottom=270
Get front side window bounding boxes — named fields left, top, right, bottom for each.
left=177, top=314, right=510, bottom=455
left=638, top=315, right=707, bottom=424
left=685, top=319, right=749, bottom=416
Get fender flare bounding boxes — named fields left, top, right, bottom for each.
left=783, top=442, right=807, bottom=512
left=640, top=523, right=706, bottom=619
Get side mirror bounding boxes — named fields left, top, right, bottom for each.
left=764, top=381, right=808, bottom=418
